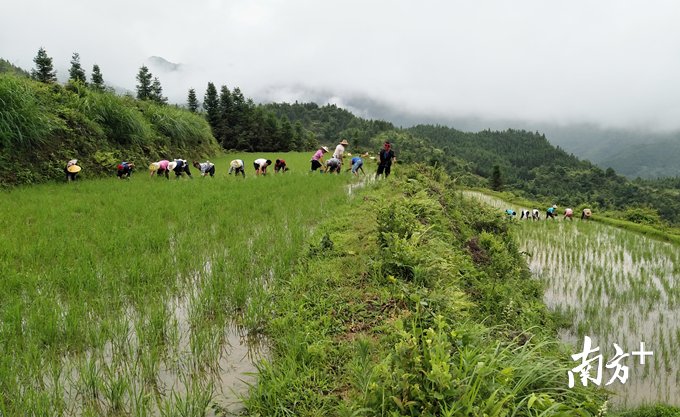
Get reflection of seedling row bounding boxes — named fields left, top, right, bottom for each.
left=0, top=156, right=354, bottom=415
left=463, top=191, right=680, bottom=408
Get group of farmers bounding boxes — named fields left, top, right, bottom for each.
left=64, top=139, right=397, bottom=181
left=505, top=206, right=593, bottom=221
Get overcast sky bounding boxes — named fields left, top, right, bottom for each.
left=2, top=0, right=680, bottom=131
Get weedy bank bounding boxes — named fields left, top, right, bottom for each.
left=246, top=166, right=604, bottom=416
left=0, top=159, right=352, bottom=416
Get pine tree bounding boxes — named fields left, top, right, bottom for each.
left=31, top=47, right=56, bottom=83
left=135, top=65, right=153, bottom=100
left=187, top=88, right=198, bottom=112
left=68, top=52, right=87, bottom=84
left=91, top=64, right=105, bottom=91
left=218, top=86, right=234, bottom=148
left=150, top=77, right=167, bottom=104
left=203, top=82, right=219, bottom=136
left=491, top=165, right=503, bottom=191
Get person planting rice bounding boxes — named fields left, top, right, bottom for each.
left=546, top=205, right=557, bottom=220
left=311, top=146, right=329, bottom=171
left=193, top=160, right=215, bottom=177
left=532, top=208, right=540, bottom=220
left=65, top=159, right=80, bottom=182
left=333, top=139, right=349, bottom=163
left=150, top=160, right=170, bottom=179
left=582, top=208, right=592, bottom=220
left=325, top=157, right=342, bottom=174
left=253, top=158, right=272, bottom=175
left=170, top=159, right=192, bottom=179
left=274, top=159, right=288, bottom=173
left=116, top=161, right=135, bottom=179
left=519, top=209, right=531, bottom=220
left=348, top=156, right=365, bottom=176
left=228, top=159, right=246, bottom=177
left=505, top=209, right=516, bottom=218
left=564, top=207, right=574, bottom=221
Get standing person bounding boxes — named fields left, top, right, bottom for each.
left=347, top=156, right=365, bottom=176
left=151, top=160, right=170, bottom=179
left=311, top=146, right=329, bottom=172
left=253, top=158, right=272, bottom=175
left=564, top=208, right=574, bottom=221
left=546, top=205, right=558, bottom=220
left=274, top=159, right=288, bottom=173
left=193, top=160, right=215, bottom=177
left=171, top=159, right=192, bottom=179
left=228, top=159, right=246, bottom=177
left=325, top=157, right=342, bottom=174
left=376, top=141, right=396, bottom=178
left=333, top=140, right=349, bottom=163
left=65, top=159, right=80, bottom=182
left=581, top=208, right=592, bottom=220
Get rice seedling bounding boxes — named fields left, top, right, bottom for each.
left=0, top=153, right=357, bottom=414
left=464, top=190, right=680, bottom=408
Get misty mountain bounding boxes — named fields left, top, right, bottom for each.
left=147, top=56, right=182, bottom=72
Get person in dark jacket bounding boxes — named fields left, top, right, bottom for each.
left=376, top=141, right=396, bottom=178
left=117, top=161, right=135, bottom=179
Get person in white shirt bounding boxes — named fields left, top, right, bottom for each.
left=253, top=158, right=272, bottom=175
left=193, top=160, right=215, bottom=177
left=229, top=159, right=245, bottom=177
left=333, top=139, right=349, bottom=162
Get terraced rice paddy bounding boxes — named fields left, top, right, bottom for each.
left=463, top=191, right=680, bottom=407
left=0, top=152, right=357, bottom=415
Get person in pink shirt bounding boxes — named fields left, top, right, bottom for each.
left=150, top=159, right=170, bottom=179
left=564, top=208, right=574, bottom=221
left=310, top=146, right=329, bottom=172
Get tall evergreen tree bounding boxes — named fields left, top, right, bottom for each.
left=203, top=82, right=220, bottom=136
left=491, top=165, right=503, bottom=191
left=150, top=77, right=167, bottom=104
left=218, top=85, right=234, bottom=148
left=187, top=88, right=199, bottom=112
left=68, top=52, right=86, bottom=84
left=91, top=64, right=105, bottom=91
left=135, top=65, right=153, bottom=100
left=31, top=47, right=56, bottom=83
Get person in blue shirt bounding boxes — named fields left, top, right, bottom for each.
left=347, top=156, right=365, bottom=176
left=546, top=205, right=557, bottom=220
left=505, top=209, right=516, bottom=218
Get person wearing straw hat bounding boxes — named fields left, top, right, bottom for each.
left=333, top=139, right=349, bottom=163
left=546, top=205, right=558, bottom=220
left=64, top=159, right=81, bottom=182
left=376, top=141, right=396, bottom=178
left=311, top=146, right=329, bottom=172
left=150, top=160, right=170, bottom=179
left=171, top=159, right=193, bottom=179
left=193, top=160, right=215, bottom=177
left=228, top=159, right=246, bottom=177
left=581, top=208, right=592, bottom=220
left=117, top=161, right=135, bottom=179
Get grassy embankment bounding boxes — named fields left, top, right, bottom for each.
left=246, top=166, right=605, bottom=416
left=0, top=73, right=219, bottom=186
left=0, top=154, right=353, bottom=415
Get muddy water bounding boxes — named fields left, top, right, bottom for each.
left=463, top=191, right=680, bottom=408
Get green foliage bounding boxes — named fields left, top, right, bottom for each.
left=620, top=207, right=664, bottom=226
left=68, top=52, right=86, bottom=84
left=491, top=164, right=502, bottom=191
left=91, top=64, right=104, bottom=91
left=31, top=47, right=56, bottom=83
left=149, top=77, right=166, bottom=105
left=0, top=58, right=30, bottom=77
left=187, top=88, right=198, bottom=112
left=614, top=404, right=680, bottom=417
left=135, top=65, right=153, bottom=100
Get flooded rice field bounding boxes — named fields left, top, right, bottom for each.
left=463, top=191, right=680, bottom=407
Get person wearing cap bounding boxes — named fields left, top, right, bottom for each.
left=325, top=157, right=342, bottom=174
left=564, top=207, right=574, bottom=221
left=311, top=146, right=329, bottom=172
left=581, top=208, right=592, bottom=220
left=172, top=159, right=193, bottom=179
left=117, top=161, right=135, bottom=179
left=150, top=160, right=170, bottom=179
left=253, top=158, right=272, bottom=175
left=347, top=156, right=365, bottom=176
left=193, top=160, right=215, bottom=177
left=376, top=141, right=396, bottom=178
left=65, top=159, right=80, bottom=181
left=546, top=205, right=558, bottom=220
left=229, top=159, right=246, bottom=177
left=333, top=139, right=349, bottom=162
left=274, top=159, right=288, bottom=173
